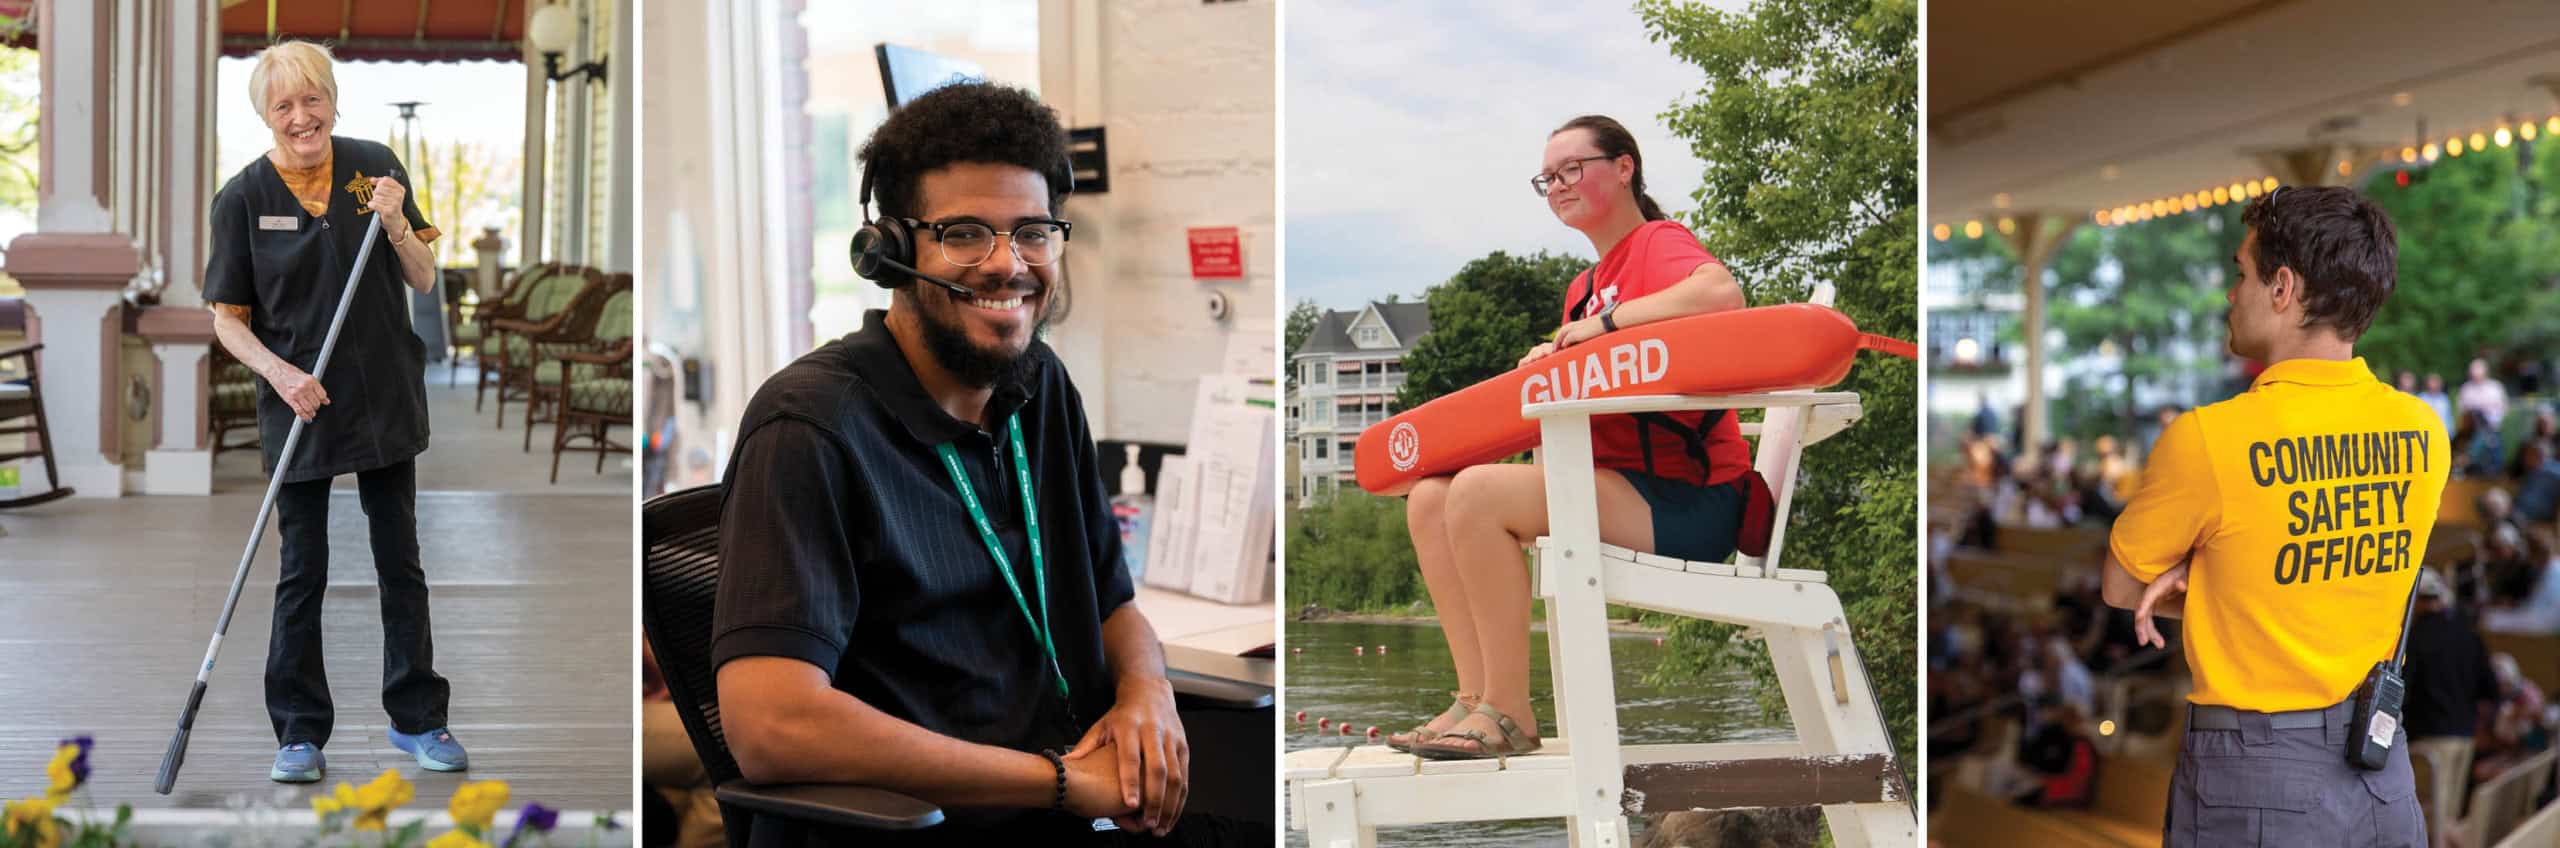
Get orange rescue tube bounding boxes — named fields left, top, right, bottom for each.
left=1352, top=303, right=1906, bottom=496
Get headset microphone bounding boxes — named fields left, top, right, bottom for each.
left=849, top=226, right=977, bottom=301
left=889, top=258, right=978, bottom=302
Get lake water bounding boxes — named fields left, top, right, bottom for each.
left=1283, top=619, right=1793, bottom=847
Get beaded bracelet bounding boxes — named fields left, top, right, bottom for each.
left=1039, top=748, right=1066, bottom=812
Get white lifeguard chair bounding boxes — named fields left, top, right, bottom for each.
left=1285, top=285, right=1915, bottom=847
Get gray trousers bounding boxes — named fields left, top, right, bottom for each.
left=2166, top=701, right=2425, bottom=847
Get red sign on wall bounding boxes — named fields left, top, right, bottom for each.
left=1187, top=226, right=1244, bottom=279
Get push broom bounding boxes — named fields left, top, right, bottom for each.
left=157, top=211, right=385, bottom=794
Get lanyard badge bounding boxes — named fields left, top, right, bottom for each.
left=935, top=414, right=1072, bottom=703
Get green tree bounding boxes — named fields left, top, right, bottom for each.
left=2043, top=210, right=2239, bottom=435
left=1284, top=491, right=1427, bottom=613
left=1637, top=0, right=1919, bottom=789
left=0, top=47, right=38, bottom=215
left=2363, top=148, right=2559, bottom=379
left=1284, top=298, right=1321, bottom=388
left=1395, top=250, right=1590, bottom=412
left=403, top=139, right=521, bottom=268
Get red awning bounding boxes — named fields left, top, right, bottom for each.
left=5, top=1, right=525, bottom=62
left=219, top=0, right=525, bottom=63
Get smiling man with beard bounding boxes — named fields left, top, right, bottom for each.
left=708, top=82, right=1245, bottom=847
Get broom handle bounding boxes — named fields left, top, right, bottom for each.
left=159, top=211, right=386, bottom=794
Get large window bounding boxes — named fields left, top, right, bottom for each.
left=800, top=1, right=1040, bottom=344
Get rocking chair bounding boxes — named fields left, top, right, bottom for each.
left=0, top=343, right=75, bottom=507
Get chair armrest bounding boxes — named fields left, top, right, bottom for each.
left=713, top=780, right=944, bottom=832
left=0, top=343, right=40, bottom=364
left=1520, top=390, right=1862, bottom=420
left=1169, top=669, right=1273, bottom=711
left=555, top=346, right=631, bottom=366
left=489, top=317, right=549, bottom=334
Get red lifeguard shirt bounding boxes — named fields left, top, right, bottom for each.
left=1559, top=219, right=1750, bottom=487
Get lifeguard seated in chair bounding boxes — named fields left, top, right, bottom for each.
left=1367, top=115, right=1910, bottom=764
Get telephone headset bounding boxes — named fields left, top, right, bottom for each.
left=849, top=152, right=1076, bottom=300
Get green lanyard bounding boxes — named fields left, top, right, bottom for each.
left=934, top=414, right=1069, bottom=701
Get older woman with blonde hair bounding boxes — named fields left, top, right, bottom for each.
left=202, top=40, right=461, bottom=784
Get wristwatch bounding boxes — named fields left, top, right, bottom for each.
left=1598, top=302, right=1620, bottom=333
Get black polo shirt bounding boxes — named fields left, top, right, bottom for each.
left=202, top=137, right=433, bottom=483
left=712, top=311, right=1134, bottom=761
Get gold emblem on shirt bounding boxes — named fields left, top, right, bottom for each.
left=345, top=171, right=375, bottom=214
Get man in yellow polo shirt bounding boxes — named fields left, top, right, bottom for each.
left=2104, top=185, right=2443, bottom=846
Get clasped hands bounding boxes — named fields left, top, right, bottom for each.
left=1058, top=681, right=1189, bottom=836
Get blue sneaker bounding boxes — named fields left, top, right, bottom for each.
left=270, top=742, right=324, bottom=783
left=387, top=727, right=468, bottom=772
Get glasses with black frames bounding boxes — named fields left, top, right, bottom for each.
left=901, top=218, right=1074, bottom=267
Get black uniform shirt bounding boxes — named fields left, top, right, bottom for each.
left=202, top=137, right=432, bottom=483
left=712, top=311, right=1134, bottom=758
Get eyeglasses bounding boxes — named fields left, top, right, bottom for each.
left=902, top=218, right=1074, bottom=267
left=1531, top=155, right=1617, bottom=198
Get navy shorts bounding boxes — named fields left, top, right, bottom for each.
left=1615, top=470, right=1746, bottom=563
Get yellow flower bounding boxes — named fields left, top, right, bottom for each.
left=311, top=791, right=345, bottom=818
left=3, top=795, right=59, bottom=848
left=426, top=830, right=491, bottom=848
left=342, top=768, right=415, bottom=832
left=42, top=745, right=76, bottom=801
left=447, top=780, right=510, bottom=831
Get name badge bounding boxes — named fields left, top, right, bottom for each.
left=257, top=216, right=298, bottom=232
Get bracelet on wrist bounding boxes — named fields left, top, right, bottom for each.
left=1039, top=748, right=1066, bottom=812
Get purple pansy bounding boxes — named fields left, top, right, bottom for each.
left=57, top=736, right=91, bottom=784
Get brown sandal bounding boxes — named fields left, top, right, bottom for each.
left=1411, top=702, right=1543, bottom=761
left=1386, top=693, right=1479, bottom=752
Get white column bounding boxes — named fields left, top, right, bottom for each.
left=521, top=3, right=550, bottom=269
left=607, top=0, right=635, bottom=273
left=7, top=0, right=138, bottom=498
left=160, top=0, right=213, bottom=310
left=12, top=281, right=129, bottom=498
left=36, top=0, right=111, bottom=233
left=144, top=340, right=211, bottom=494
left=559, top=0, right=591, bottom=265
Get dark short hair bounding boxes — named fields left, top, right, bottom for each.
left=858, top=81, right=1071, bottom=223
left=2239, top=186, right=2397, bottom=341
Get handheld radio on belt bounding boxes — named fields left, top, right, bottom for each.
left=2346, top=578, right=2422, bottom=771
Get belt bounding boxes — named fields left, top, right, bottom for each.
left=2188, top=701, right=2353, bottom=731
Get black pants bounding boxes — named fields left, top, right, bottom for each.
left=266, top=458, right=449, bottom=746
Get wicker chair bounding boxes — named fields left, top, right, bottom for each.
left=206, top=344, right=261, bottom=460
left=468, top=262, right=561, bottom=410
left=506, top=272, right=622, bottom=450
left=0, top=344, right=74, bottom=507
left=485, top=265, right=605, bottom=431
left=543, top=279, right=635, bottom=480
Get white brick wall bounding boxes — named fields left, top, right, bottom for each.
left=1042, top=0, right=1275, bottom=446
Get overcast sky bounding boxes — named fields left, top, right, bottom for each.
left=1283, top=0, right=1743, bottom=312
